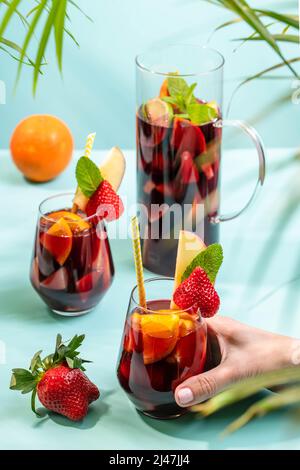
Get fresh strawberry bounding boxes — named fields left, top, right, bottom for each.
left=37, top=364, right=99, bottom=421
left=10, top=334, right=100, bottom=421
left=173, top=266, right=220, bottom=318
left=86, top=180, right=124, bottom=221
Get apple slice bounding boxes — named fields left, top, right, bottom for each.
left=100, top=146, right=126, bottom=192
left=170, top=230, right=206, bottom=309
left=72, top=147, right=126, bottom=212
left=40, top=267, right=68, bottom=290
left=143, top=98, right=173, bottom=127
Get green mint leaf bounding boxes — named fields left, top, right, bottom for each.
left=185, top=83, right=197, bottom=106
left=174, top=113, right=189, bottom=119
left=75, top=156, right=103, bottom=198
left=167, top=76, right=190, bottom=98
left=182, top=243, right=223, bottom=283
left=187, top=103, right=218, bottom=125
left=161, top=96, right=179, bottom=106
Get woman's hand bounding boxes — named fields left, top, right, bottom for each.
left=175, top=316, right=298, bottom=407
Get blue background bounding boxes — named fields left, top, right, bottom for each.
left=0, top=0, right=299, bottom=150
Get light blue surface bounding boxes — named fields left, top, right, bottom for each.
left=0, top=0, right=299, bottom=149
left=0, top=147, right=300, bottom=450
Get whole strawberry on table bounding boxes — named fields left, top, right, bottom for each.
left=10, top=334, right=99, bottom=421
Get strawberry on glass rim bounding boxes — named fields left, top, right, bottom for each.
left=171, top=230, right=223, bottom=317
left=73, top=147, right=125, bottom=222
left=10, top=334, right=99, bottom=421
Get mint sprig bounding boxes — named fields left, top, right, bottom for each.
left=162, top=76, right=219, bottom=125
left=187, top=103, right=218, bottom=125
left=182, top=243, right=223, bottom=283
left=10, top=334, right=91, bottom=415
left=75, top=156, right=103, bottom=197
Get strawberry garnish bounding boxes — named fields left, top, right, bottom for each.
left=173, top=266, right=220, bottom=318
left=86, top=180, right=124, bottom=221
left=10, top=334, right=100, bottom=421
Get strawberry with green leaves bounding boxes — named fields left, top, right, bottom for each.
left=172, top=236, right=223, bottom=317
left=75, top=155, right=124, bottom=222
left=10, top=334, right=100, bottom=421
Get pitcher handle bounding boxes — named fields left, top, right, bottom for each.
left=210, top=119, right=266, bottom=223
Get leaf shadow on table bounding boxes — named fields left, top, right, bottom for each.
left=32, top=389, right=114, bottom=430
left=139, top=393, right=300, bottom=449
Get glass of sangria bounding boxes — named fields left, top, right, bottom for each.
left=117, top=277, right=207, bottom=419
left=30, top=192, right=114, bottom=316
left=136, top=44, right=266, bottom=276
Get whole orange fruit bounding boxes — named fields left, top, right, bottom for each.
left=10, top=114, right=73, bottom=182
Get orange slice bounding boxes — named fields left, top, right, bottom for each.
left=48, top=211, right=90, bottom=233
left=138, top=313, right=180, bottom=364
left=41, top=218, right=72, bottom=266
left=159, top=79, right=169, bottom=98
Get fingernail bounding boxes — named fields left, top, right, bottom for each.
left=177, top=387, right=194, bottom=405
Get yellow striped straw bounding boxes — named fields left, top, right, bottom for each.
left=84, top=132, right=96, bottom=158
left=72, top=132, right=96, bottom=213
left=131, top=216, right=147, bottom=309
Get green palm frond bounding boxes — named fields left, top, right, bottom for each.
left=206, top=0, right=299, bottom=78
left=234, top=34, right=299, bottom=44
left=192, top=367, right=300, bottom=434
left=0, top=0, right=92, bottom=94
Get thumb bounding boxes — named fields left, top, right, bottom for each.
left=175, top=364, right=234, bottom=407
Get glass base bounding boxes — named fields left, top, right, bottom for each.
left=51, top=308, right=93, bottom=317
left=139, top=409, right=187, bottom=420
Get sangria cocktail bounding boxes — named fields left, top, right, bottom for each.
left=31, top=193, right=114, bottom=316
left=136, top=45, right=266, bottom=276
left=117, top=225, right=222, bottom=419
left=30, top=144, right=125, bottom=316
left=117, top=279, right=207, bottom=419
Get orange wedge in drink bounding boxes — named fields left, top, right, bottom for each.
left=48, top=211, right=90, bottom=233
left=41, top=218, right=72, bottom=266
left=159, top=79, right=169, bottom=98
left=137, top=312, right=180, bottom=364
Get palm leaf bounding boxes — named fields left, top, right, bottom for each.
left=206, top=0, right=299, bottom=77
left=1, top=0, right=28, bottom=27
left=226, top=0, right=298, bottom=77
left=223, top=386, right=300, bottom=435
left=226, top=56, right=300, bottom=115
left=0, top=36, right=35, bottom=66
left=33, top=0, right=61, bottom=94
left=68, top=0, right=93, bottom=22
left=235, top=33, right=299, bottom=44
left=191, top=367, right=300, bottom=416
left=54, top=0, right=67, bottom=71
left=0, top=0, right=22, bottom=39
left=16, top=0, right=48, bottom=85
left=254, top=9, right=299, bottom=29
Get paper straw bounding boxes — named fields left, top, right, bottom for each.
left=131, top=216, right=147, bottom=309
left=72, top=132, right=96, bottom=213
left=84, top=132, right=96, bottom=159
